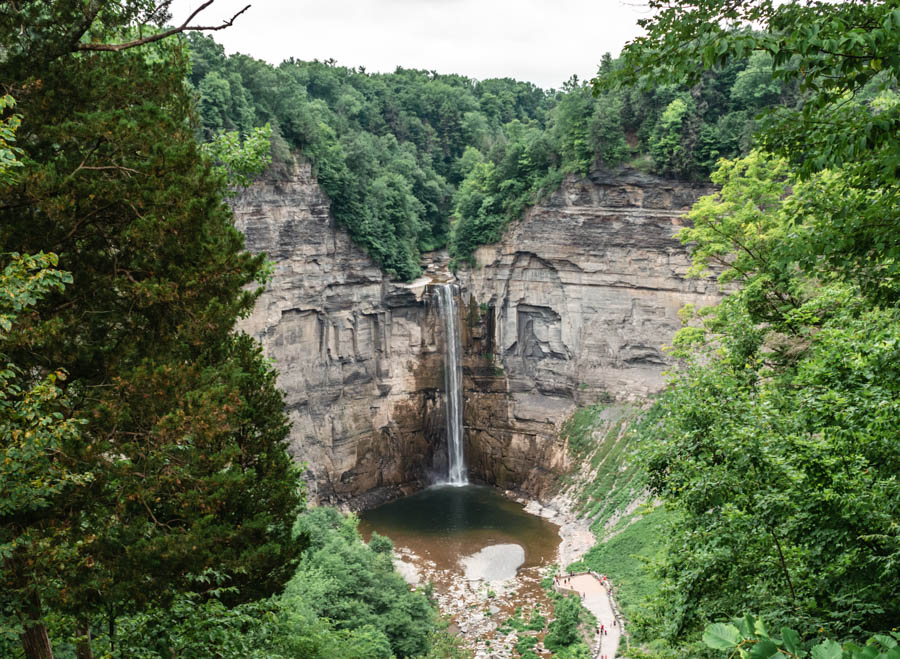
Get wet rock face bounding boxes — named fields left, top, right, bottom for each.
left=456, top=170, right=722, bottom=497
left=234, top=161, right=720, bottom=505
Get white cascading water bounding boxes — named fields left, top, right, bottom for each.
left=435, top=283, right=467, bottom=485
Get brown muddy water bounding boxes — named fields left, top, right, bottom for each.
left=358, top=484, right=559, bottom=573
left=358, top=485, right=561, bottom=655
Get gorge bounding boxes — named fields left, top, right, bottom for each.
left=233, top=158, right=721, bottom=508
left=6, top=5, right=898, bottom=656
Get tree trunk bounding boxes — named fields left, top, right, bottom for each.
left=20, top=622, right=54, bottom=659
left=19, top=588, right=53, bottom=659
left=75, top=618, right=94, bottom=659
left=107, top=609, right=116, bottom=653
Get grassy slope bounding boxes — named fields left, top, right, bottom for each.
left=559, top=404, right=670, bottom=655
left=571, top=506, right=667, bottom=618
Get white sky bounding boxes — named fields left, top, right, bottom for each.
left=170, top=0, right=652, bottom=90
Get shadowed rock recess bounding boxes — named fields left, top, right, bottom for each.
left=233, top=160, right=721, bottom=508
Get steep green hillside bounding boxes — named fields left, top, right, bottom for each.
left=557, top=405, right=666, bottom=656
left=574, top=2, right=900, bottom=655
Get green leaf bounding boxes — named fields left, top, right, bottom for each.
left=736, top=614, right=756, bottom=638
left=750, top=638, right=780, bottom=659
left=782, top=628, right=803, bottom=655
left=810, top=640, right=843, bottom=659
left=872, top=635, right=898, bottom=650
left=704, top=623, right=743, bottom=650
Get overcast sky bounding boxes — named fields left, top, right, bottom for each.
left=170, top=0, right=652, bottom=89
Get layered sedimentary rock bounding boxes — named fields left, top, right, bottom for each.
left=233, top=160, right=446, bottom=507
left=234, top=161, right=720, bottom=504
left=455, top=170, right=721, bottom=494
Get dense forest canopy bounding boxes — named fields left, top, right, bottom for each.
left=186, top=33, right=552, bottom=278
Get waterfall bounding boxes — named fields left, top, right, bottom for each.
left=434, top=283, right=467, bottom=485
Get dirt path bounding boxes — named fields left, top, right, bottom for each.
left=556, top=573, right=621, bottom=658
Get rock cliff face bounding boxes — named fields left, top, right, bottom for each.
left=234, top=161, right=720, bottom=505
left=233, top=160, right=447, bottom=508
left=455, top=170, right=721, bottom=495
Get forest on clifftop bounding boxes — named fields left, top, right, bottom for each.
left=186, top=31, right=800, bottom=277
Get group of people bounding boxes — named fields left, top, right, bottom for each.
left=551, top=569, right=611, bottom=590
left=589, top=569, right=609, bottom=586
left=552, top=569, right=621, bottom=658
left=598, top=620, right=617, bottom=659
left=552, top=570, right=577, bottom=587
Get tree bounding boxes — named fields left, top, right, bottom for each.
left=0, top=95, right=23, bottom=183
left=544, top=595, right=591, bottom=657
left=200, top=124, right=273, bottom=190
left=636, top=153, right=900, bottom=649
left=729, top=53, right=781, bottom=111
left=590, top=91, right=628, bottom=169
left=597, top=0, right=900, bottom=299
left=552, top=80, right=596, bottom=175
left=544, top=596, right=584, bottom=649
left=0, top=93, right=85, bottom=659
left=593, top=11, right=900, bottom=649
left=0, top=0, right=249, bottom=68
left=291, top=508, right=437, bottom=657
left=648, top=96, right=694, bottom=176
left=0, top=253, right=87, bottom=659
left=0, top=6, right=303, bottom=657
left=676, top=151, right=801, bottom=323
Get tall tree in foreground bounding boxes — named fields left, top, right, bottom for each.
left=640, top=154, right=900, bottom=648
left=0, top=92, right=87, bottom=659
left=0, top=3, right=303, bottom=657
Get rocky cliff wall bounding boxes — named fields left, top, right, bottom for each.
left=455, top=170, right=721, bottom=495
left=233, top=160, right=447, bottom=508
left=234, top=161, right=720, bottom=505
